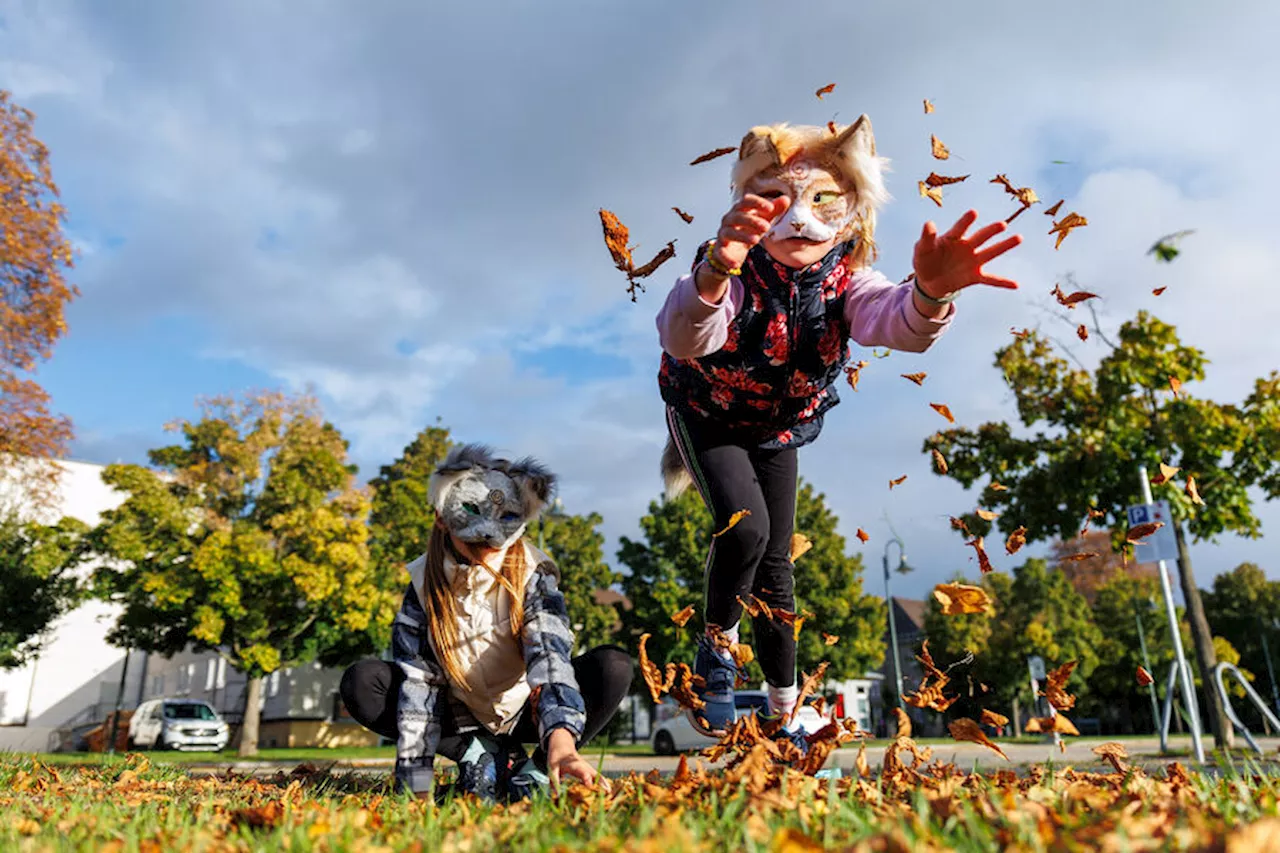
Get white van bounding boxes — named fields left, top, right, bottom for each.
left=128, top=699, right=230, bottom=752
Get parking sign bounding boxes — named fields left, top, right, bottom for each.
left=1126, top=501, right=1179, bottom=563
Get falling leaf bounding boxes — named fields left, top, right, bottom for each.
left=1169, top=376, right=1184, bottom=398
left=950, top=516, right=971, bottom=535
left=872, top=347, right=892, bottom=358
left=948, top=718, right=1010, bottom=761
left=1151, top=462, right=1181, bottom=485
left=713, top=509, right=752, bottom=539
left=1049, top=212, right=1088, bottom=249
left=690, top=146, right=737, bottom=166
left=930, top=134, right=950, bottom=160
left=989, top=482, right=1009, bottom=491
left=789, top=533, right=813, bottom=562
left=844, top=359, right=870, bottom=391
left=855, top=741, right=870, bottom=777
left=1025, top=714, right=1080, bottom=736
left=889, top=475, right=908, bottom=490
left=815, top=83, right=835, bottom=99
left=965, top=537, right=995, bottom=574
left=1005, top=526, right=1027, bottom=555
left=1042, top=661, right=1078, bottom=711
left=630, top=240, right=677, bottom=280
left=737, top=595, right=761, bottom=618
left=856, top=528, right=870, bottom=543
left=1147, top=229, right=1195, bottom=262
left=1051, top=282, right=1100, bottom=308
left=827, top=120, right=838, bottom=135
left=1060, top=551, right=1099, bottom=563
left=918, top=181, right=944, bottom=207
left=1153, top=286, right=1168, bottom=296
left=925, top=172, right=969, bottom=187
left=672, top=207, right=694, bottom=224
left=923, top=99, right=935, bottom=114
left=1043, top=199, right=1064, bottom=217
left=670, top=604, right=695, bottom=627
left=981, top=708, right=1009, bottom=729
left=931, top=448, right=948, bottom=475
left=231, top=801, right=285, bottom=829
left=991, top=174, right=1039, bottom=216
left=1126, top=521, right=1164, bottom=543
left=638, top=633, right=674, bottom=703
left=1077, top=324, right=1089, bottom=341
left=1186, top=475, right=1205, bottom=506
left=823, top=633, right=840, bottom=646
left=599, top=209, right=633, bottom=272
left=893, top=707, right=912, bottom=738
left=933, top=582, right=994, bottom=615
left=901, top=371, right=928, bottom=385
left=788, top=663, right=829, bottom=725
left=930, top=402, right=955, bottom=423
left=1011, top=327, right=1031, bottom=339
left=1137, top=666, right=1154, bottom=687
left=1093, top=741, right=1131, bottom=774
left=975, top=509, right=999, bottom=522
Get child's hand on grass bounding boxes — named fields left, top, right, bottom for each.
left=546, top=728, right=611, bottom=795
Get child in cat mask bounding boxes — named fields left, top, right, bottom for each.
left=656, top=115, right=1022, bottom=741
left=340, top=444, right=632, bottom=801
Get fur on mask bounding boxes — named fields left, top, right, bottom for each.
left=427, top=443, right=557, bottom=549
left=729, top=114, right=890, bottom=269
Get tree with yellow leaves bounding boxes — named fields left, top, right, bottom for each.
left=0, top=90, right=77, bottom=505
left=89, top=391, right=395, bottom=756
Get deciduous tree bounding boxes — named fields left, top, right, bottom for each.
left=0, top=512, right=87, bottom=668
left=528, top=508, right=621, bottom=654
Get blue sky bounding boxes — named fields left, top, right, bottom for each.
left=3, top=0, right=1278, bottom=603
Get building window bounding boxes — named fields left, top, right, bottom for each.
left=205, top=659, right=216, bottom=691
left=269, top=670, right=280, bottom=697
left=215, top=658, right=227, bottom=689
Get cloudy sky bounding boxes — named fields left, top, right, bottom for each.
left=3, top=0, right=1277, bottom=603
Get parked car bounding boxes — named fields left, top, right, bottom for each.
left=128, top=699, right=230, bottom=751
left=651, top=690, right=831, bottom=756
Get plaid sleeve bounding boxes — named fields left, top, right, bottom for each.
left=391, top=582, right=447, bottom=794
left=522, top=561, right=586, bottom=747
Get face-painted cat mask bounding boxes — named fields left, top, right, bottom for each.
left=729, top=114, right=890, bottom=267
left=427, top=444, right=557, bottom=551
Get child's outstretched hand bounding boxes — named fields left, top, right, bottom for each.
left=913, top=210, right=1023, bottom=299
left=711, top=194, right=792, bottom=271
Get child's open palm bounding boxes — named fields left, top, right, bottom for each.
left=913, top=210, right=1023, bottom=298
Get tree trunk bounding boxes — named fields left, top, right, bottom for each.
left=1173, top=522, right=1234, bottom=749
left=238, top=675, right=263, bottom=758
left=1011, top=696, right=1022, bottom=738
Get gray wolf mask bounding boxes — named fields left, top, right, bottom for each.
left=427, top=444, right=557, bottom=550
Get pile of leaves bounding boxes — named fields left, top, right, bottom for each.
left=4, top=752, right=1280, bottom=851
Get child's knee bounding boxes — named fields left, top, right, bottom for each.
left=717, top=510, right=769, bottom=559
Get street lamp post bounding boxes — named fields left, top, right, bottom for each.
left=883, top=536, right=907, bottom=711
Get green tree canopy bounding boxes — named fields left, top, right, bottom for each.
left=89, top=391, right=393, bottom=756
left=0, top=512, right=87, bottom=668
left=528, top=508, right=621, bottom=654
left=1202, top=563, right=1280, bottom=710
left=366, top=422, right=454, bottom=570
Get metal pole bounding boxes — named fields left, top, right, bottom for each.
left=105, top=650, right=132, bottom=755
left=883, top=537, right=905, bottom=711
left=1138, top=464, right=1205, bottom=764
left=1260, top=619, right=1280, bottom=719
left=1134, top=605, right=1164, bottom=750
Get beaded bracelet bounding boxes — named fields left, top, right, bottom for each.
left=703, top=241, right=743, bottom=278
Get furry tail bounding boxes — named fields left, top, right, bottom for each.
left=661, top=435, right=693, bottom=499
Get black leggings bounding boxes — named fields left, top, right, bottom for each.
left=667, top=408, right=798, bottom=688
left=339, top=645, right=634, bottom=747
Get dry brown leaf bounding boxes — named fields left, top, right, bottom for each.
left=788, top=663, right=829, bottom=725
left=923, top=99, right=935, bottom=114
left=1153, top=286, right=1168, bottom=296
left=690, top=146, right=737, bottom=166
left=948, top=718, right=1010, bottom=761
left=1169, top=376, right=1184, bottom=398
left=670, top=604, right=695, bottom=627
left=1042, top=661, right=1078, bottom=711
left=966, top=536, right=995, bottom=574
left=1126, top=521, right=1164, bottom=543
left=789, top=532, right=813, bottom=562
left=1093, top=741, right=1130, bottom=774
left=930, top=134, right=950, bottom=160
left=638, top=633, right=674, bottom=703
left=889, top=474, right=908, bottom=490
left=1151, top=462, right=1181, bottom=485
left=1025, top=714, right=1080, bottom=736
left=901, top=371, right=928, bottom=385
left=932, top=448, right=949, bottom=474
left=925, top=172, right=968, bottom=188
left=672, top=207, right=693, bottom=224
left=1051, top=282, right=1100, bottom=308
left=919, top=181, right=944, bottom=207
left=893, top=707, right=912, bottom=738
left=933, top=582, right=994, bottom=615
left=950, top=516, right=971, bottom=535
left=1186, top=475, right=1205, bottom=506
left=599, top=209, right=633, bottom=272
left=975, top=509, right=999, bottom=521
left=1049, top=212, right=1088, bottom=249
left=1061, top=551, right=1099, bottom=563
left=981, top=708, right=1009, bottom=729
left=990, top=481, right=1009, bottom=491
left=815, top=83, right=836, bottom=99
left=855, top=741, right=870, bottom=778
left=1005, top=526, right=1027, bottom=556
left=1043, top=199, right=1064, bottom=217
left=1137, top=665, right=1154, bottom=687
left=713, top=509, right=751, bottom=539
left=930, top=402, right=956, bottom=423
left=856, top=528, right=870, bottom=543
left=1011, top=327, right=1031, bottom=339
left=822, top=633, right=840, bottom=646
left=630, top=241, right=677, bottom=280
left=826, top=120, right=838, bottom=135
left=1077, top=323, right=1089, bottom=341
left=844, top=359, right=871, bottom=391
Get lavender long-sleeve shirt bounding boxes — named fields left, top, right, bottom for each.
left=656, top=268, right=954, bottom=360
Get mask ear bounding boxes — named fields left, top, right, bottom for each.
left=834, top=114, right=876, bottom=158
left=428, top=444, right=494, bottom=514
left=507, top=456, right=557, bottom=519
left=829, top=113, right=891, bottom=245
left=730, top=126, right=782, bottom=199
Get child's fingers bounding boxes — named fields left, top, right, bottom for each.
left=965, top=220, right=1008, bottom=248
left=974, top=234, right=1023, bottom=265
left=918, top=220, right=938, bottom=247
left=977, top=273, right=1020, bottom=289
left=718, top=227, right=762, bottom=245
left=723, top=210, right=773, bottom=233
left=942, top=209, right=979, bottom=241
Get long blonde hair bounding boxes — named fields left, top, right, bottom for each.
left=421, top=521, right=528, bottom=690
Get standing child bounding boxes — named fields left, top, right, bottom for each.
left=340, top=444, right=633, bottom=801
left=656, top=115, right=1022, bottom=737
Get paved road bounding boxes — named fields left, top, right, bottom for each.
left=186, top=736, right=1280, bottom=779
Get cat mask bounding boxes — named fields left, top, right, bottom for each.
left=427, top=444, right=557, bottom=550
left=730, top=114, right=890, bottom=267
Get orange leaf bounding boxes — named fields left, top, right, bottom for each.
left=713, top=509, right=751, bottom=539
left=925, top=173, right=968, bottom=188
left=930, top=134, right=950, bottom=160
left=1137, top=666, right=1154, bottom=687
left=990, top=174, right=1038, bottom=207
left=672, top=207, right=694, bottom=224
left=827, top=120, right=838, bottom=135
left=918, top=181, right=944, bottom=207
left=1126, top=521, right=1164, bottom=543
left=638, top=633, right=673, bottom=703
left=950, top=516, right=971, bottom=535
left=855, top=741, right=870, bottom=777
left=1041, top=661, right=1078, bottom=711
left=975, top=508, right=999, bottom=521
left=1011, top=327, right=1031, bottom=339
left=923, top=99, right=935, bottom=114
left=737, top=595, right=761, bottom=618
left=990, top=482, right=1009, bottom=491
left=630, top=241, right=677, bottom=280
left=901, top=371, right=928, bottom=385
left=931, top=448, right=949, bottom=475
left=1051, top=282, right=1100, bottom=308
left=930, top=402, right=955, bottom=423
left=789, top=533, right=813, bottom=562
left=788, top=663, right=829, bottom=725
left=1153, top=286, right=1167, bottom=296
left=823, top=633, right=840, bottom=646
left=1169, top=376, right=1184, bottom=398
left=815, top=83, right=836, bottom=99
left=1043, top=199, right=1064, bottom=217
left=856, top=528, right=870, bottom=543
left=1005, top=525, right=1027, bottom=555
left=889, top=474, right=908, bottom=490
left=966, top=537, right=995, bottom=574
left=690, top=146, right=737, bottom=166
left=670, top=604, right=695, bottom=627
left=1077, top=323, right=1089, bottom=342
left=981, top=708, right=1009, bottom=729
left=933, top=582, right=994, bottom=615
left=1186, top=475, right=1205, bottom=506
left=948, top=718, right=1009, bottom=760
left=1048, top=212, right=1088, bottom=249
left=844, top=359, right=870, bottom=391
left=1151, top=462, right=1181, bottom=485
left=599, top=209, right=633, bottom=272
